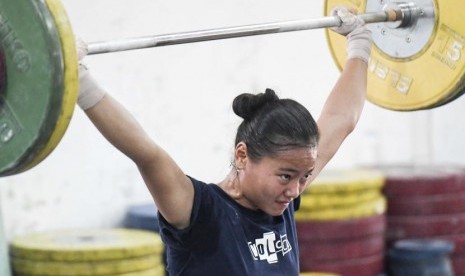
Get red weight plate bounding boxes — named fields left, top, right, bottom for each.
left=377, top=165, right=465, bottom=196
left=387, top=192, right=465, bottom=216
left=299, top=234, right=384, bottom=261
left=386, top=213, right=465, bottom=242
left=300, top=253, right=384, bottom=276
left=296, top=215, right=386, bottom=242
left=452, top=254, right=465, bottom=275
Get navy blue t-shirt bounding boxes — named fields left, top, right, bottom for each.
left=158, top=176, right=300, bottom=276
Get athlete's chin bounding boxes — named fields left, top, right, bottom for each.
left=266, top=204, right=289, bottom=216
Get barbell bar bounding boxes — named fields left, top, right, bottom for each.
left=87, top=8, right=401, bottom=55
left=1, top=0, right=465, bottom=177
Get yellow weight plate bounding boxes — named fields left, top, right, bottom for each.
left=10, top=229, right=164, bottom=262
left=116, top=266, right=166, bottom=276
left=325, top=0, right=465, bottom=110
left=295, top=196, right=386, bottom=221
left=18, top=0, right=78, bottom=173
left=299, top=189, right=382, bottom=210
left=15, top=265, right=166, bottom=276
left=305, top=169, right=384, bottom=194
left=11, top=254, right=162, bottom=276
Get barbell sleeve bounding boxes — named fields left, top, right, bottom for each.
left=87, top=10, right=401, bottom=55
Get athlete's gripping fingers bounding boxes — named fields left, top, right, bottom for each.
left=76, top=37, right=89, bottom=61
left=330, top=6, right=364, bottom=36
left=329, top=6, right=373, bottom=63
left=75, top=37, right=106, bottom=110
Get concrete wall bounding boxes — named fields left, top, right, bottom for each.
left=1, top=0, right=465, bottom=243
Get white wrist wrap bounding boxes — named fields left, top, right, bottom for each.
left=346, top=26, right=372, bottom=64
left=78, top=64, right=106, bottom=110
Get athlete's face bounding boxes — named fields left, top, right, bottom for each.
left=236, top=144, right=317, bottom=216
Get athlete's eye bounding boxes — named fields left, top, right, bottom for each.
left=280, top=174, right=291, bottom=181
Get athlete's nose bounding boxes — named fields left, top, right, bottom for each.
left=284, top=180, right=300, bottom=199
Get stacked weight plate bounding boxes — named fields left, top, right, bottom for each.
left=124, top=204, right=167, bottom=275
left=387, top=239, right=455, bottom=276
left=10, top=228, right=165, bottom=276
left=378, top=165, right=465, bottom=276
left=296, top=169, right=386, bottom=276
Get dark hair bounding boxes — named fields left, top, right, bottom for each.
left=233, top=88, right=319, bottom=161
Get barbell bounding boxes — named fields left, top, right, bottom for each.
left=0, top=0, right=463, bottom=176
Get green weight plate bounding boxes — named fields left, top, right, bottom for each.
left=17, top=0, right=79, bottom=174
left=10, top=228, right=164, bottom=262
left=0, top=48, right=5, bottom=95
left=0, top=0, right=65, bottom=176
left=11, top=254, right=162, bottom=276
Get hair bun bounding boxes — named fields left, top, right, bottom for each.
left=233, top=88, right=279, bottom=121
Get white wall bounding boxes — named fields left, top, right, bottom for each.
left=1, top=0, right=465, bottom=241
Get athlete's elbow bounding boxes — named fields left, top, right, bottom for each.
left=346, top=115, right=360, bottom=134
left=129, top=144, right=162, bottom=168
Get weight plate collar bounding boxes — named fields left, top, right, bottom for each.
left=367, top=0, right=436, bottom=59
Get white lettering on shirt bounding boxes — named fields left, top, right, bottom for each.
left=247, top=232, right=292, bottom=264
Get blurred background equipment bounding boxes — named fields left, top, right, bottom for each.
left=9, top=228, right=165, bottom=276
left=296, top=169, right=386, bottom=275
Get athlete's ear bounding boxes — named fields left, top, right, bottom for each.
left=234, top=142, right=248, bottom=169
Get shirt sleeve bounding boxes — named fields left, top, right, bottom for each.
left=158, top=176, right=214, bottom=250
